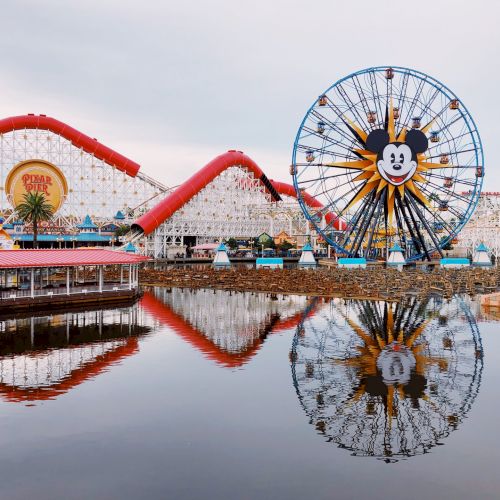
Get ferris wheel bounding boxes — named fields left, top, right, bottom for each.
left=291, top=66, right=484, bottom=260
left=290, top=296, right=483, bottom=461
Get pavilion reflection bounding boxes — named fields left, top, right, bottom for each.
left=0, top=305, right=153, bottom=402
left=142, top=287, right=316, bottom=368
left=290, top=296, right=484, bottom=461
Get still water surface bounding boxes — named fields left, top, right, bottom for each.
left=0, top=288, right=499, bottom=499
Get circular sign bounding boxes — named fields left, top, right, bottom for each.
left=5, top=159, right=68, bottom=213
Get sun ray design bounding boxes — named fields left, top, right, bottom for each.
left=327, top=99, right=444, bottom=225
left=338, top=300, right=447, bottom=428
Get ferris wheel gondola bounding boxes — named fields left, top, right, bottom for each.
left=291, top=66, right=484, bottom=260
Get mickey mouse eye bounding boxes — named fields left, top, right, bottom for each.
left=390, top=153, right=396, bottom=163
left=399, top=153, right=405, bottom=163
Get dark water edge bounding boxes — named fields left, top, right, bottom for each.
left=0, top=288, right=498, bottom=500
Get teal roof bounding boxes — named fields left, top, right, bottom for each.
left=114, top=210, right=126, bottom=220
left=216, top=243, right=228, bottom=252
left=440, top=258, right=470, bottom=265
left=2, top=223, right=14, bottom=229
left=256, top=258, right=283, bottom=265
left=302, top=242, right=313, bottom=252
left=123, top=242, right=137, bottom=253
left=77, top=215, right=98, bottom=230
left=16, top=233, right=111, bottom=242
left=389, top=243, right=403, bottom=252
left=338, top=257, right=367, bottom=265
left=476, top=243, right=489, bottom=252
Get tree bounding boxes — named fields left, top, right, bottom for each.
left=226, top=237, right=238, bottom=250
left=15, top=192, right=54, bottom=249
left=115, top=224, right=131, bottom=237
left=278, top=241, right=294, bottom=253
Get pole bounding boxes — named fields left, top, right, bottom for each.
left=30, top=268, right=34, bottom=298
left=99, top=266, right=103, bottom=292
left=66, top=267, right=70, bottom=295
left=128, top=264, right=132, bottom=290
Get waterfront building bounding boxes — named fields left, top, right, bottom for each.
left=0, top=248, right=148, bottom=312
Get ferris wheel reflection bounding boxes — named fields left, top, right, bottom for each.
left=290, top=296, right=484, bottom=461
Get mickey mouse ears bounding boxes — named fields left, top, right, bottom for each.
left=366, top=128, right=428, bottom=154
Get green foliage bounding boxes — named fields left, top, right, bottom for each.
left=440, top=236, right=453, bottom=251
left=278, top=241, right=294, bottom=252
left=15, top=192, right=54, bottom=248
left=225, top=237, right=238, bottom=250
left=115, top=224, right=131, bottom=237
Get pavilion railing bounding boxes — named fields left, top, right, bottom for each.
left=0, top=283, right=134, bottom=300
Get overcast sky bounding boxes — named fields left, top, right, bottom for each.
left=1, top=0, right=498, bottom=189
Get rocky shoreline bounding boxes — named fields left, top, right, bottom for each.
left=138, top=266, right=500, bottom=301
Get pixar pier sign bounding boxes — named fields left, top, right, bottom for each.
left=5, top=159, right=68, bottom=213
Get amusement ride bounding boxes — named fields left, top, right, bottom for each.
left=291, top=66, right=484, bottom=261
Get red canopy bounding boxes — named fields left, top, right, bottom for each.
left=0, top=248, right=149, bottom=269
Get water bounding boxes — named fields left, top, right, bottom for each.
left=0, top=288, right=499, bottom=499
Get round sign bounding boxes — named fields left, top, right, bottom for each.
left=5, top=159, right=68, bottom=213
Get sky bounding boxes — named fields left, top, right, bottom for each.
left=0, top=0, right=498, bottom=189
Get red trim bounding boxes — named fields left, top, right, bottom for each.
left=0, top=115, right=140, bottom=177
left=270, top=180, right=345, bottom=230
left=0, top=339, right=139, bottom=402
left=140, top=291, right=321, bottom=368
left=0, top=248, right=149, bottom=268
left=133, top=151, right=344, bottom=235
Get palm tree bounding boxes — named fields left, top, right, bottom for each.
left=15, top=192, right=54, bottom=249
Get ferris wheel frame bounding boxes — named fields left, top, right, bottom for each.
left=292, top=66, right=484, bottom=261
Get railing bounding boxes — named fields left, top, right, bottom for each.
left=0, top=283, right=135, bottom=300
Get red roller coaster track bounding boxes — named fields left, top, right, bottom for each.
left=0, top=114, right=140, bottom=177
left=132, top=150, right=343, bottom=235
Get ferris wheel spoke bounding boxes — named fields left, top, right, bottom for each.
left=296, top=171, right=354, bottom=186
left=402, top=196, right=432, bottom=259
left=407, top=195, right=445, bottom=256
left=352, top=75, right=374, bottom=121
left=398, top=76, right=427, bottom=132
left=339, top=197, right=374, bottom=252
left=322, top=98, right=367, bottom=148
left=422, top=171, right=476, bottom=187
left=309, top=110, right=361, bottom=147
left=364, top=194, right=385, bottom=257
left=421, top=178, right=472, bottom=203
left=398, top=197, right=423, bottom=255
left=351, top=192, right=380, bottom=256
left=425, top=129, right=472, bottom=151
left=336, top=83, right=370, bottom=130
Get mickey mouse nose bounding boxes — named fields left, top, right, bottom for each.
left=393, top=164, right=402, bottom=171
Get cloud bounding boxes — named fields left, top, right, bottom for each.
left=0, top=0, right=497, bottom=190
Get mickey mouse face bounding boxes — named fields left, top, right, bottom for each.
left=365, top=128, right=428, bottom=187
left=377, top=142, right=416, bottom=186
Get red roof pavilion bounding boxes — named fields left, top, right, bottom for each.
left=0, top=248, right=149, bottom=269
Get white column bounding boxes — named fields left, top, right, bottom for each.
left=30, top=269, right=35, bottom=298
left=66, top=267, right=70, bottom=295
left=99, top=266, right=103, bottom=292
left=128, top=264, right=132, bottom=290
left=120, top=266, right=123, bottom=284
